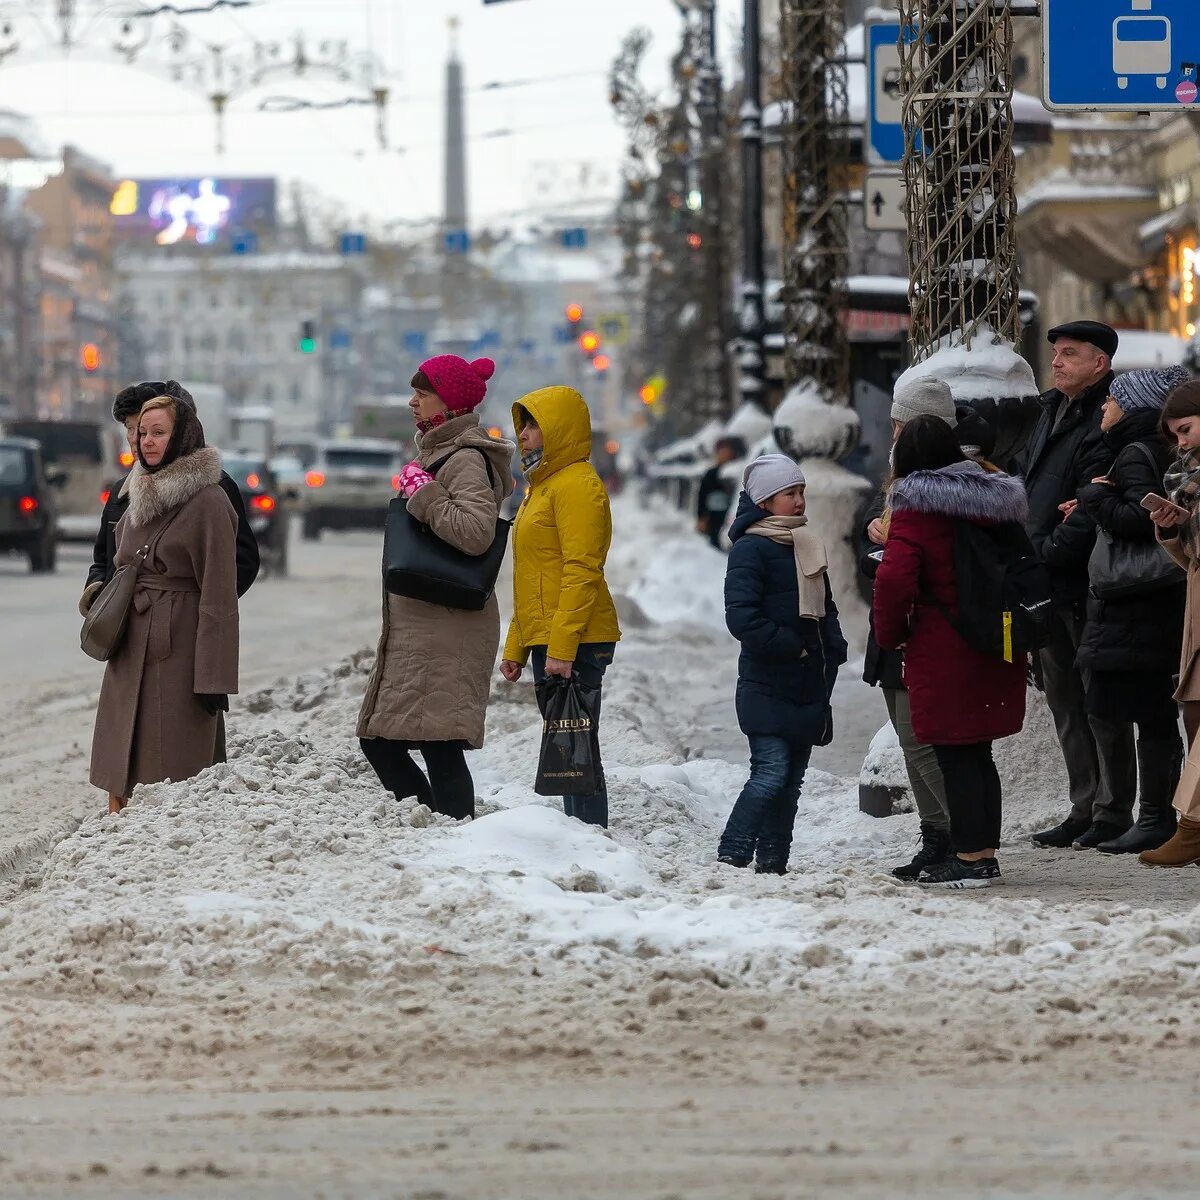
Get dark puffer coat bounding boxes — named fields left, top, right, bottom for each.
left=1068, top=410, right=1185, bottom=680
left=873, top=461, right=1029, bottom=746
left=859, top=489, right=904, bottom=690
left=725, top=493, right=848, bottom=743
left=1018, top=374, right=1114, bottom=608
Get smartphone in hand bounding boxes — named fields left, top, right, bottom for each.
left=1142, top=493, right=1191, bottom=520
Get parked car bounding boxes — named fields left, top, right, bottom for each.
left=300, top=438, right=403, bottom=540
left=3, top=418, right=123, bottom=542
left=223, top=450, right=290, bottom=577
left=0, top=437, right=59, bottom=572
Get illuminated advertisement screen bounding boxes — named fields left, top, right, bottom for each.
left=110, top=177, right=276, bottom=245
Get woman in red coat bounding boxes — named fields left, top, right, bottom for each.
left=873, top=416, right=1029, bottom=888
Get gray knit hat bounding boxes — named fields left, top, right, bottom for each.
left=891, top=376, right=958, bottom=427
left=743, top=453, right=806, bottom=506
left=1111, top=366, right=1191, bottom=414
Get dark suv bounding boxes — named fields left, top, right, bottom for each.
left=0, top=437, right=58, bottom=572
left=224, top=451, right=289, bottom=578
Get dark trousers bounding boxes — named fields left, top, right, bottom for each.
left=933, top=742, right=1002, bottom=855
left=704, top=514, right=727, bottom=551
left=719, top=735, right=813, bottom=867
left=1040, top=608, right=1134, bottom=826
left=530, top=642, right=615, bottom=828
left=360, top=738, right=475, bottom=821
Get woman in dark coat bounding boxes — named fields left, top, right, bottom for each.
left=718, top=455, right=848, bottom=874
left=1065, top=368, right=1188, bottom=853
left=873, top=417, right=1029, bottom=888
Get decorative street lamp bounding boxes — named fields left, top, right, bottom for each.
left=737, top=0, right=766, bottom=411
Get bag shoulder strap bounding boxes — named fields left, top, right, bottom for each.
left=1131, top=441, right=1161, bottom=477
left=427, top=446, right=497, bottom=489
left=133, top=501, right=189, bottom=569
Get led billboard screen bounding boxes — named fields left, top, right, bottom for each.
left=110, top=177, right=276, bottom=245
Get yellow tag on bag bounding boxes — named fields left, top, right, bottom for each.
left=1002, top=611, right=1013, bottom=664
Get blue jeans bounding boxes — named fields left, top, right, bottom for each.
left=530, top=642, right=615, bottom=828
left=719, top=735, right=812, bottom=867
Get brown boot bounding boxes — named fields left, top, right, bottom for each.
left=1139, top=816, right=1200, bottom=867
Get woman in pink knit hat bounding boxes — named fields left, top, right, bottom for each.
left=357, top=355, right=516, bottom=819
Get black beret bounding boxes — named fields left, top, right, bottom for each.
left=1047, top=320, right=1119, bottom=360
left=111, top=379, right=196, bottom=423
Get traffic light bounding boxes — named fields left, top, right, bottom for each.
left=299, top=319, right=316, bottom=353
left=593, top=354, right=611, bottom=373
left=579, top=330, right=600, bottom=355
left=565, top=302, right=584, bottom=325
left=81, top=343, right=101, bottom=373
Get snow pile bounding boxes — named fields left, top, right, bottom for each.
left=772, top=382, right=860, bottom=461
left=897, top=322, right=1038, bottom=403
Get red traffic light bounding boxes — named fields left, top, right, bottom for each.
left=565, top=303, right=584, bottom=323
left=593, top=354, right=611, bottom=372
left=81, top=342, right=101, bottom=372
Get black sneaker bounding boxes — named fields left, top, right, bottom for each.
left=753, top=860, right=787, bottom=876
left=1030, top=815, right=1090, bottom=848
left=717, top=854, right=750, bottom=869
left=892, top=823, right=952, bottom=881
left=918, top=856, right=1004, bottom=889
left=1073, top=820, right=1131, bottom=850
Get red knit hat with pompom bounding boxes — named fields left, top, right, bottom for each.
left=418, top=355, right=495, bottom=413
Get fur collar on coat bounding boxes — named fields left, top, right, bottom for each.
left=126, top=446, right=222, bottom=527
left=890, top=459, right=1029, bottom=525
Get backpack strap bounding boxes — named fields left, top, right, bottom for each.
left=426, top=446, right=497, bottom=489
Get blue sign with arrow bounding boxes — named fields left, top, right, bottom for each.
left=866, top=14, right=905, bottom=166
left=1044, top=0, right=1200, bottom=111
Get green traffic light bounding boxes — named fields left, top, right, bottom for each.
left=299, top=337, right=316, bottom=353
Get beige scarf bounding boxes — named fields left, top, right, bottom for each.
left=745, top=515, right=828, bottom=619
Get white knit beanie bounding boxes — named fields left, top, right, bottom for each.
left=743, top=453, right=806, bottom=506
left=891, top=376, right=958, bottom=427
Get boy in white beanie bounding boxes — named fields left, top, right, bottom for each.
left=717, top=454, right=848, bottom=873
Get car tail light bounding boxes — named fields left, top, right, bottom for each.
left=252, top=494, right=276, bottom=512
left=119, top=451, right=135, bottom=468
left=100, top=489, right=111, bottom=506
left=247, top=472, right=261, bottom=489
left=392, top=474, right=402, bottom=491
left=19, top=496, right=37, bottom=514
left=305, top=471, right=325, bottom=488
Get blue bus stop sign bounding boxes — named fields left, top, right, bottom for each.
left=866, top=14, right=904, bottom=166
left=1044, top=0, right=1200, bottom=111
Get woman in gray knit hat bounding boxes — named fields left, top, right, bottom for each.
left=1054, top=365, right=1190, bottom=854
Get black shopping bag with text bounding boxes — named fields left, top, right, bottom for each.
left=534, top=676, right=601, bottom=796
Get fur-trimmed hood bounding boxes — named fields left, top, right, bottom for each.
left=126, top=446, right=222, bottom=527
left=890, top=459, right=1028, bottom=525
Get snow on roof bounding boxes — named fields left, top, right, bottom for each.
left=1019, top=168, right=1155, bottom=212
left=724, top=401, right=774, bottom=445
left=897, top=322, right=1038, bottom=402
left=1112, top=330, right=1188, bottom=372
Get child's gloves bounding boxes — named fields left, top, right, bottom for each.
left=397, top=462, right=434, bottom=499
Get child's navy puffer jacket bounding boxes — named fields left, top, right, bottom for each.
left=725, top=491, right=848, bottom=743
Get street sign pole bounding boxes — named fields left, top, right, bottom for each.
left=1044, top=0, right=1200, bottom=112
left=863, top=171, right=906, bottom=232
left=865, top=12, right=904, bottom=167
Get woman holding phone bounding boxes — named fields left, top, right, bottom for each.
left=1143, top=378, right=1200, bottom=866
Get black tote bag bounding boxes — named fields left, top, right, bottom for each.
left=383, top=448, right=511, bottom=612
left=534, top=676, right=602, bottom=796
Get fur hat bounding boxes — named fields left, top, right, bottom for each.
left=743, top=453, right=806, bottom=506
left=112, top=379, right=195, bottom=423
left=891, top=376, right=957, bottom=428
left=418, top=356, right=495, bottom=413
left=1111, top=366, right=1191, bottom=413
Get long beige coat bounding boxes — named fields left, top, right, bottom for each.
left=357, top=414, right=515, bottom=749
left=90, top=447, right=239, bottom=797
left=1159, top=528, right=1200, bottom=703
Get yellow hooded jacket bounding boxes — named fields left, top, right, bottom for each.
left=503, top=386, right=622, bottom=664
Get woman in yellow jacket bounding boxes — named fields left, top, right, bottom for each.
left=500, top=386, right=622, bottom=827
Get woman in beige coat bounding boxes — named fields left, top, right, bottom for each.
left=90, top=395, right=239, bottom=813
left=1145, top=378, right=1200, bottom=866
left=357, top=356, right=515, bottom=820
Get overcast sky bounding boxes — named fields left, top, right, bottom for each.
left=0, top=0, right=743, bottom=233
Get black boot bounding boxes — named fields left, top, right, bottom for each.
left=892, top=823, right=952, bottom=881
left=1099, top=737, right=1181, bottom=854
left=1073, top=819, right=1132, bottom=850
left=1030, top=814, right=1091, bottom=848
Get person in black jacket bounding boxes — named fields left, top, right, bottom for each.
left=1062, top=368, right=1189, bottom=853
left=695, top=437, right=741, bottom=550
left=1020, top=321, right=1130, bottom=850
left=79, top=380, right=260, bottom=613
left=718, top=454, right=848, bottom=875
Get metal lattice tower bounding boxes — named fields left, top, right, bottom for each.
left=779, top=0, right=851, bottom=403
left=897, top=0, right=1021, bottom=360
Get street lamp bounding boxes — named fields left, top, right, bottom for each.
left=737, top=0, right=766, bottom=412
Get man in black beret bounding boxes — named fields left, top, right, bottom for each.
left=80, top=379, right=260, bottom=612
left=1020, top=320, right=1134, bottom=850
